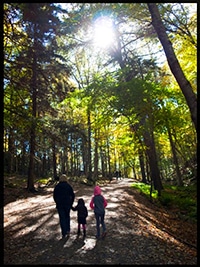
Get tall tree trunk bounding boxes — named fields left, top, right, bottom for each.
left=8, top=128, right=15, bottom=174
left=143, top=129, right=163, bottom=196
left=87, top=108, right=93, bottom=183
left=139, top=150, right=147, bottom=183
left=81, top=137, right=87, bottom=175
left=131, top=122, right=163, bottom=195
left=132, top=166, right=137, bottom=180
left=21, top=143, right=26, bottom=175
left=100, top=146, right=105, bottom=178
left=27, top=53, right=37, bottom=193
left=93, top=131, right=99, bottom=181
left=52, top=139, right=57, bottom=179
left=167, top=125, right=183, bottom=186
left=106, top=136, right=112, bottom=180
left=70, top=135, right=74, bottom=176
left=147, top=3, right=197, bottom=132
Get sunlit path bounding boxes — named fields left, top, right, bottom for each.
left=4, top=177, right=196, bottom=265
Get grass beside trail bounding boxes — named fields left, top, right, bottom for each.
left=130, top=182, right=197, bottom=222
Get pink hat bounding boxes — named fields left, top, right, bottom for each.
left=94, top=185, right=101, bottom=195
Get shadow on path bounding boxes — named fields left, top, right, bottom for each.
left=4, top=178, right=197, bottom=265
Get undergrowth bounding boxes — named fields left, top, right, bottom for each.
left=130, top=182, right=197, bottom=222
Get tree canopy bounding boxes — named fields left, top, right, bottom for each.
left=3, top=3, right=197, bottom=193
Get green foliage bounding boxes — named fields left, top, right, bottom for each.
left=36, top=178, right=50, bottom=185
left=131, top=182, right=197, bottom=221
left=4, top=3, right=197, bottom=188
left=131, top=182, right=158, bottom=198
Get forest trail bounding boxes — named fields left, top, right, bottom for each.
left=4, top=178, right=197, bottom=265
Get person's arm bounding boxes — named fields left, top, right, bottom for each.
left=103, top=196, right=107, bottom=208
left=71, top=205, right=77, bottom=211
left=90, top=196, right=94, bottom=209
left=69, top=186, right=75, bottom=207
left=85, top=206, right=88, bottom=217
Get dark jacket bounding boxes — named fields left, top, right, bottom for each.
left=90, top=186, right=107, bottom=215
left=72, top=198, right=88, bottom=219
left=53, top=181, right=75, bottom=208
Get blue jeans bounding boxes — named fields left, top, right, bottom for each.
left=57, top=206, right=71, bottom=237
left=95, top=212, right=106, bottom=237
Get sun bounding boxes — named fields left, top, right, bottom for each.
left=92, top=16, right=116, bottom=49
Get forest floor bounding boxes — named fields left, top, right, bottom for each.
left=3, top=177, right=197, bottom=265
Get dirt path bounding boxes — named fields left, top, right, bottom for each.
left=4, top=178, right=197, bottom=265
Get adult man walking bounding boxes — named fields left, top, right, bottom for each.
left=53, top=174, right=75, bottom=238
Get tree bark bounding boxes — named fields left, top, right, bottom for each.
left=143, top=128, right=163, bottom=196
left=139, top=149, right=147, bottom=183
left=167, top=125, right=183, bottom=186
left=27, top=51, right=37, bottom=193
left=87, top=108, right=93, bottom=183
left=147, top=3, right=197, bottom=132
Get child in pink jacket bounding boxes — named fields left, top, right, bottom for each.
left=90, top=185, right=107, bottom=239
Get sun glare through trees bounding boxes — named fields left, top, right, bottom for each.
left=92, top=16, right=116, bottom=49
